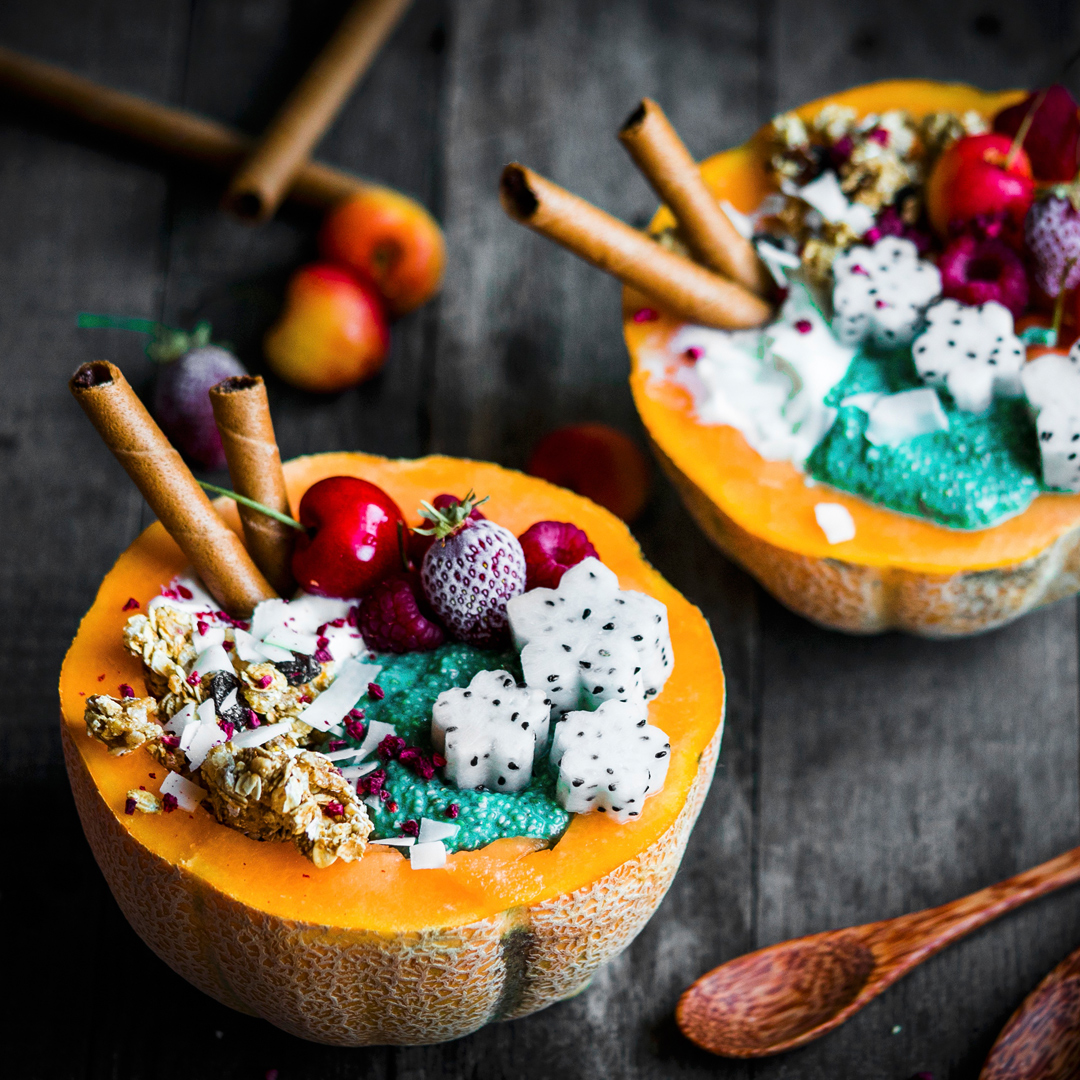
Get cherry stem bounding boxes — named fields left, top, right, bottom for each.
left=198, top=481, right=306, bottom=531
left=1005, top=88, right=1047, bottom=171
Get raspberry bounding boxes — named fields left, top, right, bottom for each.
left=994, top=85, right=1080, bottom=183
left=356, top=573, right=445, bottom=653
left=864, top=204, right=932, bottom=255
left=517, top=521, right=599, bottom=591
left=1025, top=190, right=1080, bottom=298
left=938, top=234, right=1029, bottom=318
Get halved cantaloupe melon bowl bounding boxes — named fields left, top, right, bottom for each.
left=625, top=80, right=1080, bottom=637
left=60, top=452, right=724, bottom=1045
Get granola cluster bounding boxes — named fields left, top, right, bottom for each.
left=762, top=104, right=989, bottom=283
left=83, top=601, right=372, bottom=868
left=201, top=740, right=372, bottom=868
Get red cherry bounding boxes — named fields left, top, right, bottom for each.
left=993, top=85, right=1080, bottom=183
left=925, top=134, right=1034, bottom=243
left=291, top=477, right=406, bottom=598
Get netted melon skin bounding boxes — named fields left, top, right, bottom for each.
left=62, top=712, right=721, bottom=1045
left=654, top=441, right=1080, bottom=638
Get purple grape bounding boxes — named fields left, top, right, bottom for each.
left=152, top=345, right=246, bottom=469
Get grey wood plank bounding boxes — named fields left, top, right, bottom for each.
left=401, top=2, right=765, bottom=1077
left=749, top=3, right=1080, bottom=1077
left=161, top=0, right=448, bottom=469
left=0, top=2, right=192, bottom=1077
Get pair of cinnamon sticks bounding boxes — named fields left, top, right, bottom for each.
left=500, top=99, right=774, bottom=330
left=70, top=365, right=294, bottom=616
left=0, top=0, right=412, bottom=221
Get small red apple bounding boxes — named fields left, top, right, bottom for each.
left=264, top=263, right=389, bottom=393
left=319, top=189, right=446, bottom=317
left=291, top=476, right=406, bottom=598
left=926, top=133, right=1034, bottom=242
left=527, top=423, right=652, bottom=523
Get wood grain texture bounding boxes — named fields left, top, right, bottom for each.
left=4, top=0, right=1080, bottom=1076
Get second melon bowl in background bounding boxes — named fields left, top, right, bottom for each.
left=625, top=80, right=1080, bottom=638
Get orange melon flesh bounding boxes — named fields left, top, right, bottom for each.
left=626, top=79, right=1080, bottom=575
left=60, top=453, right=724, bottom=936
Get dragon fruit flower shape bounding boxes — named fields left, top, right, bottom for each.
left=550, top=699, right=671, bottom=823
left=506, top=558, right=672, bottom=719
left=1021, top=346, right=1080, bottom=492
left=911, top=299, right=1025, bottom=414
left=431, top=669, right=551, bottom=793
left=832, top=236, right=942, bottom=349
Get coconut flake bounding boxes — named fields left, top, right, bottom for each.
left=191, top=644, right=233, bottom=680
left=323, top=746, right=365, bottom=762
left=864, top=388, right=949, bottom=446
left=186, top=721, right=225, bottom=770
left=219, top=687, right=239, bottom=715
left=417, top=818, right=460, bottom=845
left=719, top=200, right=754, bottom=239
left=262, top=626, right=318, bottom=655
left=409, top=840, right=448, bottom=869
left=786, top=170, right=875, bottom=233
left=814, top=503, right=856, bottom=544
left=193, top=623, right=226, bottom=654
left=233, top=628, right=271, bottom=663
left=369, top=836, right=416, bottom=847
left=148, top=574, right=216, bottom=615
left=295, top=659, right=382, bottom=733
left=164, top=702, right=196, bottom=735
left=230, top=721, right=292, bottom=749
left=159, top=770, right=206, bottom=812
left=340, top=759, right=381, bottom=780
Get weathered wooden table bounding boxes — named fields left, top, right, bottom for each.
left=4, top=2, right=1080, bottom=1076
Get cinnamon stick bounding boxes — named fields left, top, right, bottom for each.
left=499, top=163, right=772, bottom=330
left=209, top=376, right=296, bottom=596
left=619, top=99, right=773, bottom=297
left=70, top=362, right=277, bottom=616
left=0, top=44, right=371, bottom=210
left=224, top=0, right=413, bottom=222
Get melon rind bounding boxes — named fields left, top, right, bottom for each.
left=626, top=79, right=1080, bottom=637
left=62, top=715, right=720, bottom=1044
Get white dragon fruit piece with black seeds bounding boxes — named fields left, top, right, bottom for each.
left=418, top=493, right=526, bottom=647
left=431, top=669, right=550, bottom=792
left=911, top=298, right=1025, bottom=413
left=506, top=558, right=672, bottom=718
left=1021, top=347, right=1080, bottom=492
left=832, top=237, right=941, bottom=349
left=550, top=699, right=670, bottom=822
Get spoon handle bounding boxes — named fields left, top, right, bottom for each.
left=870, top=844, right=1080, bottom=975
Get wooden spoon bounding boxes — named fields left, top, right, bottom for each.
left=677, top=844, right=1080, bottom=1057
left=979, top=945, right=1080, bottom=1080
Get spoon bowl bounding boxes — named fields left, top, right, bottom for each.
left=677, top=931, right=875, bottom=1055
left=980, top=945, right=1080, bottom=1080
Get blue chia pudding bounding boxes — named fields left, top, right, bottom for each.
left=357, top=643, right=570, bottom=853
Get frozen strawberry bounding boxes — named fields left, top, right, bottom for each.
left=993, top=85, right=1080, bottom=183
left=938, top=234, right=1029, bottom=318
left=356, top=573, right=445, bottom=653
left=518, top=521, right=599, bottom=590
left=419, top=492, right=526, bottom=647
left=1025, top=188, right=1080, bottom=298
